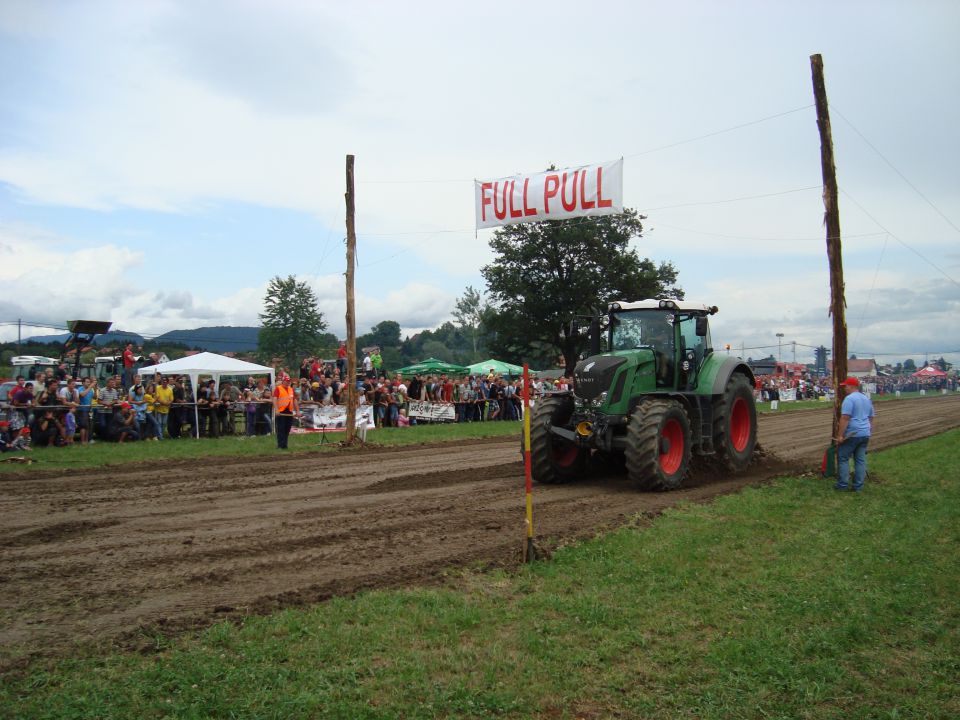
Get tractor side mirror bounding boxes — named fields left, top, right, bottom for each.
left=695, top=317, right=709, bottom=337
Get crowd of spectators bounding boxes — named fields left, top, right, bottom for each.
left=756, top=372, right=957, bottom=402
left=2, top=368, right=278, bottom=450
left=288, top=352, right=573, bottom=429
left=1, top=352, right=576, bottom=451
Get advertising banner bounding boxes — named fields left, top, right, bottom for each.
left=475, top=159, right=623, bottom=229
left=293, top=404, right=375, bottom=432
left=407, top=400, right=456, bottom=422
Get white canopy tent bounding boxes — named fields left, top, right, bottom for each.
left=140, top=352, right=275, bottom=438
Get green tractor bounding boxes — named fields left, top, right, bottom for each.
left=530, top=298, right=757, bottom=490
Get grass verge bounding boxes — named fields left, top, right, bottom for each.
left=3, top=431, right=959, bottom=719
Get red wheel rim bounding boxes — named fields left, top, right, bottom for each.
left=659, top=418, right=684, bottom=474
left=729, top=397, right=751, bottom=452
left=553, top=442, right=580, bottom=468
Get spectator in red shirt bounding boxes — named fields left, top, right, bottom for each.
left=122, top=343, right=136, bottom=389
left=337, top=341, right=347, bottom=378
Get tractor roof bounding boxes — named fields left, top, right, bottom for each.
left=608, top=298, right=718, bottom=314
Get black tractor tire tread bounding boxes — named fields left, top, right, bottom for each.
left=712, top=373, right=758, bottom=472
left=625, top=399, right=691, bottom=491
left=529, top=395, right=583, bottom=484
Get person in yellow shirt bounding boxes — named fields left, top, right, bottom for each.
left=153, top=375, right=175, bottom=439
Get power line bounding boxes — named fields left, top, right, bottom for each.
left=356, top=104, right=814, bottom=185
left=834, top=106, right=960, bottom=237
left=840, top=188, right=959, bottom=289
left=625, top=104, right=814, bottom=158
left=641, top=185, right=820, bottom=212
left=651, top=222, right=888, bottom=243
left=852, top=233, right=889, bottom=351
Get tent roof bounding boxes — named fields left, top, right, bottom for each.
left=140, top=351, right=274, bottom=376
left=912, top=365, right=947, bottom=377
left=393, top=357, right=469, bottom=376
left=465, top=358, right=526, bottom=376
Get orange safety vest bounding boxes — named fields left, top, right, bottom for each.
left=274, top=384, right=295, bottom=414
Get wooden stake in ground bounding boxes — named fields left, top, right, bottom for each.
left=810, top=54, right=847, bottom=439
left=344, top=154, right=358, bottom=443
left=522, top=363, right=534, bottom=563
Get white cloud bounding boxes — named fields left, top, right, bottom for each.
left=0, top=1, right=957, bottom=367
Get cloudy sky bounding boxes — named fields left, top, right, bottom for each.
left=1, top=0, right=958, bottom=367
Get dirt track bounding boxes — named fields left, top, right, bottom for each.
left=2, top=395, right=958, bottom=664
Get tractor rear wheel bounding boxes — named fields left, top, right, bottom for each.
left=625, top=399, right=691, bottom=490
left=529, top=395, right=586, bottom=484
left=712, top=373, right=757, bottom=471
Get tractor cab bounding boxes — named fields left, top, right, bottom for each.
left=607, top=299, right=715, bottom=391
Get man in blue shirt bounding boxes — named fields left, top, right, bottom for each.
left=834, top=377, right=875, bottom=491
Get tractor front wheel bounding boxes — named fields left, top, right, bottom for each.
left=529, top=395, right=587, bottom=484
left=625, top=399, right=691, bottom=490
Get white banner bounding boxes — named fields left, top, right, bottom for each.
left=475, top=159, right=623, bottom=229
left=779, top=388, right=797, bottom=402
left=408, top=400, right=456, bottom=422
left=296, top=404, right=375, bottom=431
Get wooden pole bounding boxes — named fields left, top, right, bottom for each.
left=810, top=54, right=847, bottom=438
left=522, top=363, right=534, bottom=563
left=344, top=155, right=358, bottom=443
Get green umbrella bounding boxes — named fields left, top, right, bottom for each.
left=465, top=358, right=527, bottom=377
left=393, top=357, right=469, bottom=378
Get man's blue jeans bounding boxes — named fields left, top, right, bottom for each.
left=836, top=435, right=870, bottom=491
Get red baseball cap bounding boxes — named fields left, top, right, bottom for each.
left=842, top=377, right=860, bottom=387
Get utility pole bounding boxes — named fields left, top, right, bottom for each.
left=776, top=333, right=784, bottom=362
left=17, top=318, right=22, bottom=355
left=811, top=53, right=847, bottom=437
left=344, top=155, right=358, bottom=443
left=792, top=341, right=796, bottom=364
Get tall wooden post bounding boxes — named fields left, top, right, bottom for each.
left=810, top=54, right=847, bottom=437
left=344, top=155, right=358, bottom=443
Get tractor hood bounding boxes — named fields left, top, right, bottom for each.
left=573, top=352, right=638, bottom=401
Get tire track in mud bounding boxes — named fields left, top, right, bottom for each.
left=1, top=395, right=957, bottom=665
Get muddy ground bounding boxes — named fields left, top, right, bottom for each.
left=2, top=395, right=958, bottom=665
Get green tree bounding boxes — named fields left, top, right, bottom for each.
left=903, top=358, right=917, bottom=372
left=452, top=286, right=490, bottom=359
left=421, top=339, right=453, bottom=362
left=258, top=275, right=327, bottom=367
left=934, top=356, right=952, bottom=372
left=357, top=320, right=401, bottom=352
left=481, top=210, right=682, bottom=374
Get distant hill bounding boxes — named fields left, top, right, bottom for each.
left=23, top=326, right=260, bottom=352
left=154, top=327, right=260, bottom=352
left=24, top=331, right=145, bottom=346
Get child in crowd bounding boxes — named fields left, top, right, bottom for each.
left=10, top=427, right=32, bottom=452
left=243, top=389, right=257, bottom=436
left=63, top=407, right=77, bottom=446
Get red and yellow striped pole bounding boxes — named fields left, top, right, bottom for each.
left=522, top=363, right=534, bottom=562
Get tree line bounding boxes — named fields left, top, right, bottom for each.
left=258, top=208, right=681, bottom=375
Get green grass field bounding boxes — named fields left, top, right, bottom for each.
left=3, top=428, right=957, bottom=719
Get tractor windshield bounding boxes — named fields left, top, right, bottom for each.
left=610, top=309, right=675, bottom=354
